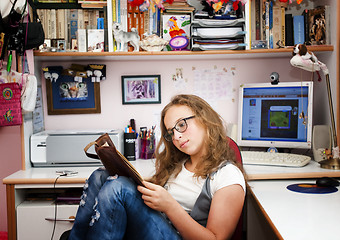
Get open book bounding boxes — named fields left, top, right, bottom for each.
left=84, top=133, right=144, bottom=186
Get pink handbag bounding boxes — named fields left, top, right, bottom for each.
left=0, top=82, right=22, bottom=126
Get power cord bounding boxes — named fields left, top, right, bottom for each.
left=51, top=173, right=67, bottom=240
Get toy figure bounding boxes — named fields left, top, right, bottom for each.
left=290, top=43, right=328, bottom=76
left=113, top=22, right=140, bottom=52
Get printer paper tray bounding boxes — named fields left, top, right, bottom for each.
left=192, top=27, right=245, bottom=38
left=192, top=18, right=245, bottom=27
left=192, top=43, right=246, bottom=51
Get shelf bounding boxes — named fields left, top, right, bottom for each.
left=34, top=45, right=334, bottom=61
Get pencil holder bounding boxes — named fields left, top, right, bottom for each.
left=124, top=133, right=136, bottom=161
left=139, top=138, right=155, bottom=159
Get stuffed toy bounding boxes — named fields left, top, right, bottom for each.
left=290, top=43, right=328, bottom=77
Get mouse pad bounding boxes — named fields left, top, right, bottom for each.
left=287, top=184, right=338, bottom=194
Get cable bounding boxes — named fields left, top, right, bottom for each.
left=51, top=174, right=67, bottom=240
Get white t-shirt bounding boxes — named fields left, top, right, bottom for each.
left=165, top=162, right=245, bottom=212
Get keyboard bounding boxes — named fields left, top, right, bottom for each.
left=241, top=151, right=311, bottom=167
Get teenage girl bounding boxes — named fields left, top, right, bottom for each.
left=69, top=94, right=246, bottom=240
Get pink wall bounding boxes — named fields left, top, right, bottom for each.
left=40, top=57, right=327, bottom=132
left=0, top=126, right=22, bottom=232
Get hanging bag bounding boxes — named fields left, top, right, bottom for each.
left=20, top=0, right=45, bottom=51
left=0, top=82, right=22, bottom=126
left=4, top=0, right=45, bottom=55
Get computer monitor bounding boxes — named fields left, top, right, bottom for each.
left=237, top=81, right=313, bottom=149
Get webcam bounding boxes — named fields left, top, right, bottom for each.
left=270, top=72, right=279, bottom=85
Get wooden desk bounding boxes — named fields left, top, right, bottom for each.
left=247, top=179, right=340, bottom=240
left=2, top=160, right=155, bottom=240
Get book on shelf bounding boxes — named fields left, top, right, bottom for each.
left=250, top=0, right=256, bottom=42
left=285, top=13, right=293, bottom=46
left=254, top=0, right=262, bottom=40
left=78, top=9, right=85, bottom=29
left=280, top=6, right=285, bottom=46
left=261, top=0, right=266, bottom=43
left=106, top=0, right=114, bottom=51
left=308, top=6, right=327, bottom=45
left=268, top=1, right=273, bottom=48
left=78, top=0, right=107, bottom=8
left=265, top=1, right=270, bottom=48
left=162, top=2, right=195, bottom=13
left=127, top=3, right=140, bottom=51
left=302, top=9, right=310, bottom=45
left=77, top=29, right=87, bottom=52
left=121, top=0, right=128, bottom=32
left=69, top=9, right=78, bottom=40
left=271, top=5, right=281, bottom=49
left=50, top=9, right=57, bottom=39
left=87, top=29, right=105, bottom=52
left=103, top=5, right=109, bottom=51
left=57, top=9, right=66, bottom=39
left=293, top=15, right=304, bottom=45
left=244, top=0, right=251, bottom=50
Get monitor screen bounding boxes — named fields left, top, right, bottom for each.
left=237, top=82, right=313, bottom=149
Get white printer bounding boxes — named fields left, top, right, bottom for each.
left=30, top=129, right=123, bottom=167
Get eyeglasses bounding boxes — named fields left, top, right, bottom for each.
left=163, top=116, right=195, bottom=142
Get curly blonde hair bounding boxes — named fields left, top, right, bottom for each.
left=150, top=94, right=243, bottom=186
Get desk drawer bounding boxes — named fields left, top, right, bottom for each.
left=17, top=201, right=78, bottom=240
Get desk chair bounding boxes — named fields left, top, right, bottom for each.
left=60, top=137, right=244, bottom=240
left=227, top=136, right=245, bottom=240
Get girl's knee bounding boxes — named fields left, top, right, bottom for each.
left=99, top=176, right=138, bottom=200
left=89, top=168, right=109, bottom=185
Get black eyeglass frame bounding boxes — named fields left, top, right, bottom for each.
left=163, top=116, right=196, bottom=142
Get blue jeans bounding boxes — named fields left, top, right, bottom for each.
left=69, top=168, right=181, bottom=240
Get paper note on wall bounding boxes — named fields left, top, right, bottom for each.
left=193, top=67, right=234, bottom=102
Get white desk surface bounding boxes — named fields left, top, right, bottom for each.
left=3, top=159, right=156, bottom=186
left=244, top=160, right=340, bottom=180
left=248, top=179, right=340, bottom=240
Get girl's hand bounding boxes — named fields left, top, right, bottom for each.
left=137, top=181, right=176, bottom=213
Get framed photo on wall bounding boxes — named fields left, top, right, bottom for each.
left=121, top=75, right=161, bottom=104
left=46, top=75, right=101, bottom=115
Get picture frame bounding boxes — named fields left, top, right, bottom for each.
left=46, top=75, right=101, bottom=115
left=121, top=75, right=161, bottom=104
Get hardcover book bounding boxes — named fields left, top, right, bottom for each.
left=293, top=15, right=304, bottom=45
left=285, top=13, right=293, bottom=46
left=84, top=133, right=144, bottom=186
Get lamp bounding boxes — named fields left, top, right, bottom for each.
left=290, top=44, right=340, bottom=169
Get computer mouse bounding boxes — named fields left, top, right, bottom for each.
left=316, top=177, right=340, bottom=187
